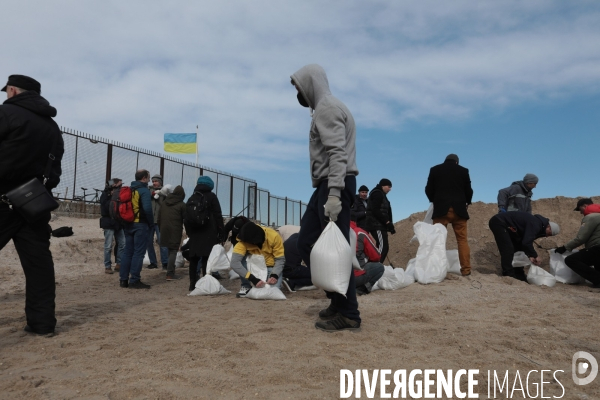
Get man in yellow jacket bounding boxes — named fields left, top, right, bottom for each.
left=230, top=222, right=285, bottom=297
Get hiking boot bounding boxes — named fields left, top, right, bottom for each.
left=356, top=285, right=369, bottom=296
left=166, top=274, right=182, bottom=281
left=119, top=280, right=129, bottom=288
left=24, top=325, right=55, bottom=337
left=236, top=287, right=251, bottom=298
left=105, top=268, right=114, bottom=274
left=129, top=281, right=151, bottom=289
left=318, top=306, right=338, bottom=319
left=514, top=267, right=528, bottom=282
left=282, top=278, right=296, bottom=293
left=315, top=315, right=361, bottom=332
left=114, top=264, right=120, bottom=272
left=147, top=263, right=158, bottom=269
left=162, top=264, right=168, bottom=271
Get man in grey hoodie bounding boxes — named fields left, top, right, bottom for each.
left=291, top=64, right=360, bottom=332
left=497, top=173, right=538, bottom=214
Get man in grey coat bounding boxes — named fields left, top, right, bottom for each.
left=497, top=173, right=538, bottom=214
left=291, top=64, right=360, bottom=332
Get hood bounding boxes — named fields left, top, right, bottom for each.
left=130, top=180, right=148, bottom=190
left=165, top=186, right=185, bottom=205
left=513, top=181, right=531, bottom=193
left=3, top=91, right=57, bottom=118
left=291, top=64, right=331, bottom=110
left=584, top=204, right=600, bottom=216
left=194, top=183, right=212, bottom=193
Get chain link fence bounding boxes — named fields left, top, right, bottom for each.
left=54, top=128, right=307, bottom=226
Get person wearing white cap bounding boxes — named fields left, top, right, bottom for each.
left=497, top=173, right=539, bottom=214
left=488, top=211, right=559, bottom=282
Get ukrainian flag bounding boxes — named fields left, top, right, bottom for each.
left=164, top=133, right=196, bottom=154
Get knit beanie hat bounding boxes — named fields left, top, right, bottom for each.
left=196, top=175, right=215, bottom=190
left=523, top=173, right=539, bottom=184
left=238, top=222, right=266, bottom=248
left=379, top=179, right=392, bottom=187
left=445, top=154, right=459, bottom=163
left=151, top=174, right=163, bottom=186
left=358, top=185, right=369, bottom=192
left=548, top=221, right=560, bottom=236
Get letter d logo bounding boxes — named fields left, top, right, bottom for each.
left=572, top=351, right=598, bottom=386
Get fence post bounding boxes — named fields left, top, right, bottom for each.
left=267, top=194, right=271, bottom=226
left=229, top=176, right=234, bottom=219
left=72, top=136, right=78, bottom=199
left=106, top=144, right=113, bottom=183
left=160, top=157, right=164, bottom=177
left=284, top=197, right=288, bottom=225
left=253, top=184, right=258, bottom=222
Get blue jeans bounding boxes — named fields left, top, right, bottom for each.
left=297, top=176, right=360, bottom=323
left=147, top=224, right=168, bottom=266
left=104, top=228, right=125, bottom=268
left=120, top=223, right=150, bottom=283
left=354, top=262, right=385, bottom=289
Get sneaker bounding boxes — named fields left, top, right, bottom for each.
left=147, top=263, right=158, bottom=269
left=236, top=287, right=251, bottom=298
left=318, top=306, right=338, bottom=319
left=105, top=268, right=114, bottom=274
left=119, top=280, right=129, bottom=288
left=166, top=274, right=182, bottom=281
left=24, top=325, right=55, bottom=337
left=315, top=315, right=361, bottom=332
left=129, top=281, right=151, bottom=289
left=282, top=278, right=296, bottom=292
left=114, top=264, right=120, bottom=272
left=356, top=285, right=369, bottom=296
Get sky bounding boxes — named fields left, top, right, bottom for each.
left=3, top=1, right=600, bottom=220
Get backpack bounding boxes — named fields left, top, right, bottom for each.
left=109, top=186, right=136, bottom=223
left=185, top=191, right=211, bottom=228
left=52, top=226, right=74, bottom=237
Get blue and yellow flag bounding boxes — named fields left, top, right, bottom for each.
left=164, top=133, right=196, bottom=154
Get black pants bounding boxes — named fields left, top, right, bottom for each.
left=565, top=246, right=600, bottom=285
left=0, top=204, right=56, bottom=333
left=370, top=229, right=389, bottom=263
left=284, top=265, right=313, bottom=288
left=489, top=216, right=520, bottom=276
left=297, top=176, right=360, bottom=323
left=189, top=256, right=205, bottom=287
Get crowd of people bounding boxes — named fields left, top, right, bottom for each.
left=2, top=68, right=599, bottom=337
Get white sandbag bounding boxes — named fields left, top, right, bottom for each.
left=245, top=285, right=286, bottom=300
left=226, top=246, right=233, bottom=261
left=372, top=262, right=416, bottom=291
left=410, top=203, right=434, bottom=243
left=277, top=225, right=300, bottom=242
left=548, top=249, right=584, bottom=284
left=188, top=275, right=231, bottom=296
left=229, top=269, right=240, bottom=280
left=527, top=265, right=556, bottom=287
left=349, top=228, right=360, bottom=270
left=310, top=221, right=352, bottom=296
left=512, top=251, right=531, bottom=267
left=143, top=252, right=150, bottom=265
left=413, top=222, right=448, bottom=284
left=206, top=245, right=230, bottom=274
left=175, top=251, right=185, bottom=268
left=296, top=285, right=317, bottom=291
left=247, top=254, right=268, bottom=282
left=446, top=250, right=461, bottom=275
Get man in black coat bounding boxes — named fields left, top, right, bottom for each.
left=0, top=75, right=64, bottom=336
left=99, top=178, right=125, bottom=274
left=425, top=154, right=473, bottom=276
left=365, top=179, right=395, bottom=263
left=350, top=185, right=369, bottom=229
left=488, top=212, right=560, bottom=281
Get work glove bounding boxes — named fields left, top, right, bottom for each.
left=324, top=196, right=342, bottom=222
left=498, top=208, right=507, bottom=213
left=555, top=246, right=567, bottom=254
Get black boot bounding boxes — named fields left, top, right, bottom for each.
left=119, top=280, right=129, bottom=288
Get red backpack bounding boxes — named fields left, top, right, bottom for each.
left=109, top=186, right=136, bottom=223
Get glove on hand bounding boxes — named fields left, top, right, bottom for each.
left=387, top=222, right=396, bottom=234
left=498, top=208, right=507, bottom=213
left=324, top=196, right=342, bottom=222
left=555, top=246, right=567, bottom=254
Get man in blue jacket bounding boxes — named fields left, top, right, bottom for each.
left=119, top=169, right=154, bottom=289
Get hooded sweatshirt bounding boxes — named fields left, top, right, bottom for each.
left=290, top=64, right=358, bottom=197
left=157, top=186, right=186, bottom=249
left=0, top=91, right=64, bottom=191
left=497, top=181, right=533, bottom=213
left=565, top=213, right=600, bottom=251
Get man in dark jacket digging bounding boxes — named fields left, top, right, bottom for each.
left=488, top=211, right=560, bottom=281
left=0, top=75, right=64, bottom=336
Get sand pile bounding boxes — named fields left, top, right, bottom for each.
left=1, top=197, right=599, bottom=399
